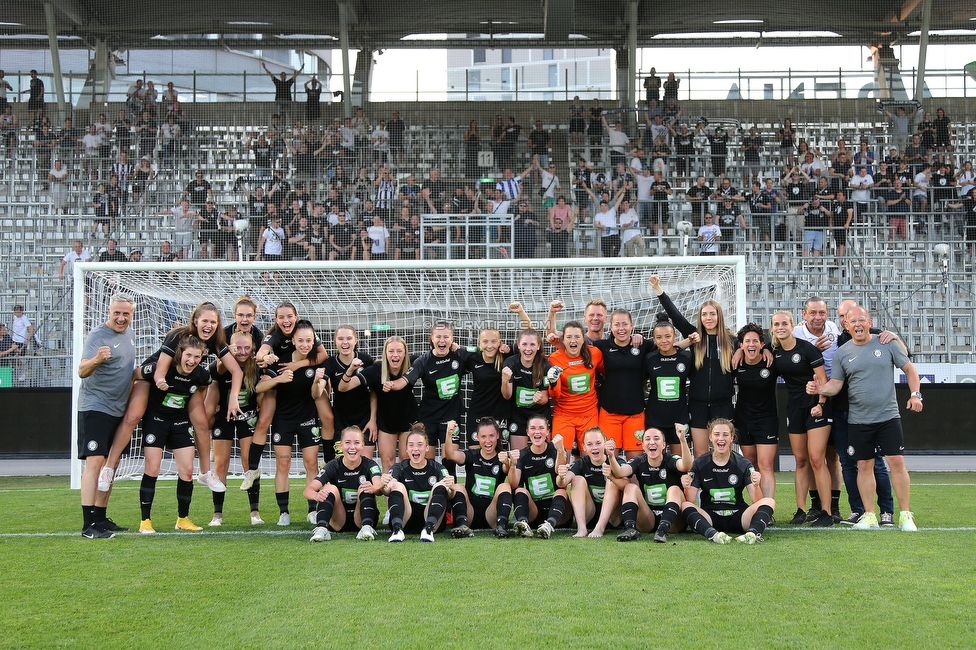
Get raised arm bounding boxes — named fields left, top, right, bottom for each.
left=648, top=274, right=696, bottom=337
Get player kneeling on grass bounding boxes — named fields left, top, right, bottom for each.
left=508, top=415, right=571, bottom=539
left=442, top=418, right=514, bottom=538
left=138, top=336, right=212, bottom=534
left=557, top=427, right=626, bottom=538
left=610, top=424, right=693, bottom=543
left=380, top=424, right=454, bottom=542
left=680, top=419, right=775, bottom=544
left=304, top=426, right=383, bottom=542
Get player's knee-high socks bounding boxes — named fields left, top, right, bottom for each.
left=140, top=474, right=158, bottom=520
left=425, top=485, right=448, bottom=531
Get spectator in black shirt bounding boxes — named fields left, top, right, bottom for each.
left=387, top=110, right=406, bottom=165
left=263, top=62, right=303, bottom=120
left=182, top=171, right=213, bottom=208
left=98, top=238, right=128, bottom=262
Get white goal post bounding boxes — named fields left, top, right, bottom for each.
left=70, top=256, right=745, bottom=489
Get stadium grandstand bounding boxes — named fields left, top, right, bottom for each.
left=0, top=0, right=975, bottom=394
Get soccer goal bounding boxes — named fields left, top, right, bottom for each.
left=70, top=256, right=745, bottom=489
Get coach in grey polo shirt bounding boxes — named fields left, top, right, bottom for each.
left=77, top=293, right=137, bottom=538
left=808, top=306, right=923, bottom=532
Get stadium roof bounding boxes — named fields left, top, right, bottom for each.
left=4, top=0, right=976, bottom=50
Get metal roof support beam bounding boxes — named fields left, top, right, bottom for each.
left=626, top=0, right=638, bottom=129
left=337, top=0, right=353, bottom=119
left=43, top=2, right=68, bottom=119
left=913, top=0, right=932, bottom=103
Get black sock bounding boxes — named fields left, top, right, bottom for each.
left=495, top=491, right=513, bottom=528
left=546, top=494, right=567, bottom=526
left=276, top=491, right=289, bottom=515
left=212, top=490, right=225, bottom=513
left=749, top=504, right=775, bottom=535
left=248, top=442, right=264, bottom=471
left=513, top=491, right=530, bottom=523
left=93, top=506, right=107, bottom=522
left=316, top=493, right=336, bottom=526
left=810, top=490, right=821, bottom=512
left=307, top=499, right=317, bottom=514
left=247, top=477, right=260, bottom=512
left=683, top=506, right=716, bottom=539
left=388, top=491, right=405, bottom=530
left=658, top=502, right=680, bottom=533
left=82, top=505, right=96, bottom=528
left=359, top=493, right=377, bottom=527
left=425, top=485, right=448, bottom=531
left=621, top=501, right=638, bottom=530
left=321, top=439, right=336, bottom=463
left=140, top=474, right=158, bottom=520
left=450, top=491, right=469, bottom=527
left=831, top=490, right=841, bottom=514
left=176, top=479, right=193, bottom=518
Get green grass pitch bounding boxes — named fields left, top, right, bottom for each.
left=2, top=473, right=975, bottom=648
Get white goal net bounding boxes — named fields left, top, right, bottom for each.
left=70, top=257, right=745, bottom=489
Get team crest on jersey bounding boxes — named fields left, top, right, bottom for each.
left=144, top=365, right=153, bottom=374
left=545, top=458, right=555, bottom=468
left=728, top=474, right=739, bottom=485
left=305, top=368, right=315, bottom=378
left=87, top=440, right=98, bottom=451
left=451, top=360, right=459, bottom=370
left=358, top=475, right=366, bottom=484
left=874, top=350, right=882, bottom=357
left=631, top=348, right=640, bottom=356
left=659, top=468, right=668, bottom=479
left=272, top=433, right=281, bottom=443
left=791, top=353, right=801, bottom=363
left=677, top=363, right=686, bottom=373
left=509, top=422, right=518, bottom=433
left=428, top=476, right=437, bottom=486
left=189, top=385, right=198, bottom=393
left=760, top=368, right=771, bottom=378
left=492, top=465, right=500, bottom=475
left=145, top=434, right=156, bottom=445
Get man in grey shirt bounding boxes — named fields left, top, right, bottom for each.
left=808, top=305, right=923, bottom=532
left=77, top=294, right=137, bottom=538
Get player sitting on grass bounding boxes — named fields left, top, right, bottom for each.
left=556, top=427, right=625, bottom=538
left=441, top=417, right=514, bottom=538
left=304, top=425, right=383, bottom=542
left=380, top=423, right=454, bottom=543
left=508, top=415, right=571, bottom=538
left=609, top=424, right=693, bottom=543
left=680, top=419, right=776, bottom=544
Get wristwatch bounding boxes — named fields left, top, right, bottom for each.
left=910, top=391, right=922, bottom=401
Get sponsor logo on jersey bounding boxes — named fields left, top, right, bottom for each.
left=848, top=356, right=858, bottom=362
left=791, top=353, right=801, bottom=364
left=760, top=368, right=770, bottom=378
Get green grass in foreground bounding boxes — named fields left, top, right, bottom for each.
left=1, top=474, right=975, bottom=649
